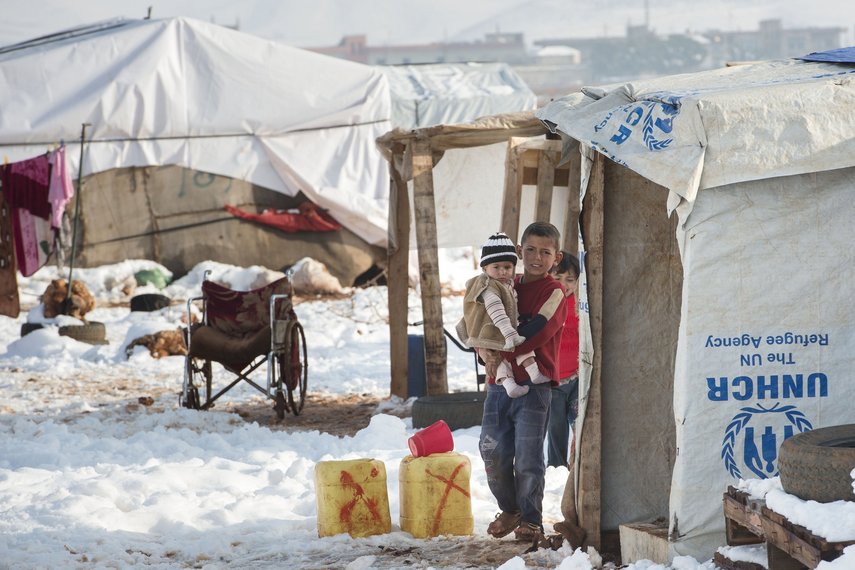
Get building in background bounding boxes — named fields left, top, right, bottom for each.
left=310, top=19, right=849, bottom=105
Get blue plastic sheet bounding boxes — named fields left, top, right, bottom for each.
left=798, top=46, right=855, bottom=63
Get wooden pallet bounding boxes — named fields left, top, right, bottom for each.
left=722, top=486, right=855, bottom=569
left=712, top=552, right=764, bottom=570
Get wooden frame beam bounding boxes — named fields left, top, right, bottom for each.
left=578, top=151, right=605, bottom=549
left=387, top=145, right=411, bottom=399
left=411, top=138, right=448, bottom=395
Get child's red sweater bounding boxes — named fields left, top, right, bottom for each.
left=489, top=274, right=566, bottom=386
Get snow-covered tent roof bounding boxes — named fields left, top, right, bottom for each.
left=0, top=17, right=392, bottom=246
left=379, top=62, right=536, bottom=130
left=536, top=54, right=855, bottom=218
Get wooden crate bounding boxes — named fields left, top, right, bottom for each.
left=722, top=486, right=855, bottom=569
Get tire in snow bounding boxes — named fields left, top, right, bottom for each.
left=130, top=293, right=171, bottom=312
left=20, top=321, right=108, bottom=345
left=412, top=391, right=486, bottom=431
left=778, top=423, right=855, bottom=503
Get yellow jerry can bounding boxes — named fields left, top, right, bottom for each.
left=314, top=458, right=391, bottom=538
left=399, top=451, right=474, bottom=538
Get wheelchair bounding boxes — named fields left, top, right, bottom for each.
left=179, top=273, right=307, bottom=419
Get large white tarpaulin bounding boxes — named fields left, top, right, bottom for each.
left=380, top=62, right=537, bottom=130
left=538, top=56, right=855, bottom=559
left=538, top=58, right=855, bottom=218
left=0, top=17, right=392, bottom=246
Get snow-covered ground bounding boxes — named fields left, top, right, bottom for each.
left=1, top=251, right=854, bottom=569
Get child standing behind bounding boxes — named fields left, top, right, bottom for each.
left=547, top=252, right=581, bottom=468
left=456, top=232, right=551, bottom=398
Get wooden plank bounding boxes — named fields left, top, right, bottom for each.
left=713, top=552, right=766, bottom=570
left=521, top=166, right=569, bottom=187
left=411, top=138, right=448, bottom=395
left=387, top=145, right=411, bottom=399
left=767, top=543, right=809, bottom=570
left=619, top=522, right=669, bottom=565
left=0, top=189, right=20, bottom=317
left=534, top=149, right=558, bottom=222
left=760, top=509, right=821, bottom=568
left=500, top=137, right=526, bottom=243
left=562, top=142, right=582, bottom=256
left=577, top=150, right=605, bottom=549
left=723, top=494, right=765, bottom=541
left=517, top=138, right=564, bottom=153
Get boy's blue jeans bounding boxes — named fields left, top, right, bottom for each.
left=479, top=381, right=551, bottom=528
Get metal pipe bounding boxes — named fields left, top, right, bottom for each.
left=64, top=122, right=91, bottom=312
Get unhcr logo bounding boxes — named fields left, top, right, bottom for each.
left=597, top=100, right=678, bottom=151
left=721, top=403, right=812, bottom=479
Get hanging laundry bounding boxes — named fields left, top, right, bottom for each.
left=0, top=154, right=56, bottom=277
left=48, top=146, right=75, bottom=229
left=224, top=202, right=343, bottom=233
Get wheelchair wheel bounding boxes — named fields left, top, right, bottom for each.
left=283, top=321, right=307, bottom=416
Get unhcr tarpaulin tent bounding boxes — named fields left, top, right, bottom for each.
left=536, top=52, right=855, bottom=560
left=0, top=17, right=391, bottom=249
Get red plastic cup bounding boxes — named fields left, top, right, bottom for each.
left=408, top=420, right=454, bottom=457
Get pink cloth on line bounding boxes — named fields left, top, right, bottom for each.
left=48, top=147, right=75, bottom=229
left=0, top=154, right=56, bottom=277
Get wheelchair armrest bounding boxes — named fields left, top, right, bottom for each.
left=269, top=293, right=292, bottom=351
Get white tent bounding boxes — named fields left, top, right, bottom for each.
left=537, top=52, right=855, bottom=560
left=0, top=17, right=391, bottom=246
left=379, top=62, right=536, bottom=130
left=378, top=63, right=538, bottom=250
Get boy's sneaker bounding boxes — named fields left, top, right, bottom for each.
left=487, top=511, right=521, bottom=538
left=513, top=521, right=544, bottom=542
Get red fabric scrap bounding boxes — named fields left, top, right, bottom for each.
left=224, top=202, right=342, bottom=233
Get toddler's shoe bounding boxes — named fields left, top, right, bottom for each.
left=502, top=332, right=525, bottom=350
left=498, top=378, right=529, bottom=398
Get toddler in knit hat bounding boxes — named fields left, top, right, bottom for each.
left=455, top=232, right=550, bottom=398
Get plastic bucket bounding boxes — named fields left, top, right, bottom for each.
left=408, top=419, right=454, bottom=457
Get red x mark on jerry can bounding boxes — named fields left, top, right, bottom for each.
left=399, top=452, right=474, bottom=538
left=314, top=458, right=392, bottom=537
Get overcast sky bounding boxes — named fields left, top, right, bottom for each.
left=1, top=0, right=854, bottom=49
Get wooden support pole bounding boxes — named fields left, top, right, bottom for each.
left=534, top=149, right=558, bottom=222
left=387, top=147, right=411, bottom=399
left=411, top=138, right=448, bottom=395
left=563, top=146, right=582, bottom=256
left=500, top=137, right=526, bottom=243
left=0, top=189, right=20, bottom=318
left=578, top=151, right=605, bottom=549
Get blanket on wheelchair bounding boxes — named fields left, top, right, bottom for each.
left=189, top=278, right=294, bottom=373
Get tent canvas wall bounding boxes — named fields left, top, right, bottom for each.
left=0, top=17, right=391, bottom=283
left=537, top=53, right=855, bottom=560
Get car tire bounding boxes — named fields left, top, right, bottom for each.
left=778, top=423, right=855, bottom=503
left=58, top=321, right=108, bottom=345
left=412, top=391, right=486, bottom=431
